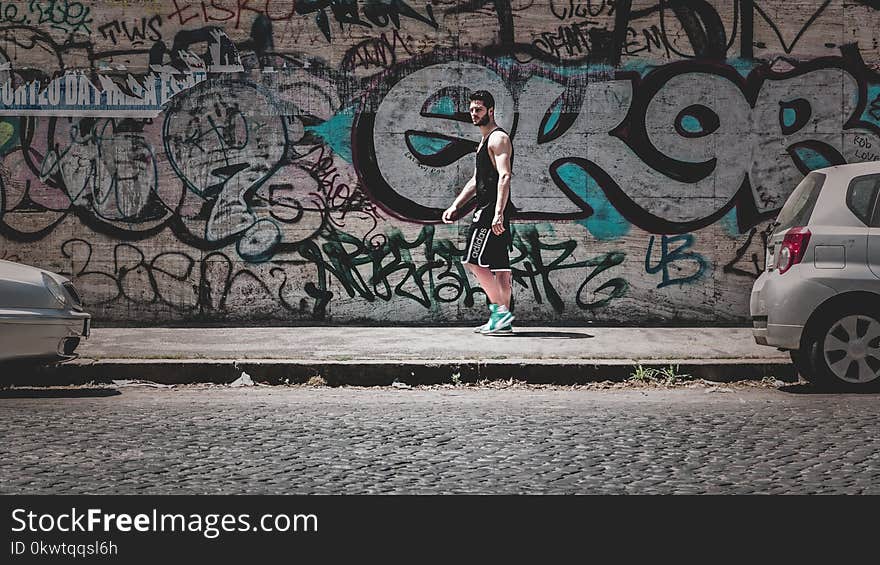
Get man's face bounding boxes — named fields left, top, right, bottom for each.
left=469, top=101, right=491, bottom=126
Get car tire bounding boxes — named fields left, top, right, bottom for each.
left=804, top=305, right=880, bottom=391
left=789, top=348, right=814, bottom=382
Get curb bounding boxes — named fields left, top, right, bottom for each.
left=1, top=357, right=797, bottom=386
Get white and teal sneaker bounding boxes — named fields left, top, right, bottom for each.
left=481, top=306, right=515, bottom=335
left=474, top=304, right=498, bottom=333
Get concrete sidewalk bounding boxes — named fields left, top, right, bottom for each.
left=6, top=326, right=796, bottom=386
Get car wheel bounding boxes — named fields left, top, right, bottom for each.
left=806, top=307, right=880, bottom=390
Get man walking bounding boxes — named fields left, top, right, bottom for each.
left=442, top=90, right=516, bottom=335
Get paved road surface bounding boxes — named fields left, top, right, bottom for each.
left=2, top=383, right=877, bottom=494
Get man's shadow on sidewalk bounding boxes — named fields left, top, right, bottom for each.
left=0, top=387, right=121, bottom=398
left=487, top=331, right=593, bottom=339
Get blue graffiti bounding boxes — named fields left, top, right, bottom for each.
left=645, top=234, right=709, bottom=288
left=863, top=84, right=880, bottom=127
left=305, top=104, right=356, bottom=163
left=556, top=163, right=630, bottom=241
left=720, top=208, right=741, bottom=237
left=408, top=133, right=452, bottom=154
left=790, top=145, right=839, bottom=171
left=428, top=96, right=456, bottom=115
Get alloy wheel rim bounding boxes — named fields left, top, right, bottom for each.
left=823, top=314, right=880, bottom=384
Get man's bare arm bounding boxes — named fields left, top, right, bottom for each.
left=442, top=172, right=477, bottom=223
left=489, top=134, right=512, bottom=235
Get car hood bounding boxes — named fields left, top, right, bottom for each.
left=0, top=259, right=66, bottom=309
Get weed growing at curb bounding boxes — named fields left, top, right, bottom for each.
left=629, top=364, right=694, bottom=386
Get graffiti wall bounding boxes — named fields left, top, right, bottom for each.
left=1, top=0, right=879, bottom=324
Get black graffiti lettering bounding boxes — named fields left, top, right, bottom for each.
left=623, top=25, right=669, bottom=56
left=532, top=20, right=598, bottom=59
left=29, top=0, right=94, bottom=34
left=147, top=13, right=164, bottom=39
left=549, top=0, right=613, bottom=20
left=571, top=249, right=628, bottom=310
left=578, top=277, right=628, bottom=310
left=99, top=16, right=163, bottom=45
left=299, top=144, right=383, bottom=241
left=642, top=25, right=668, bottom=55
left=122, top=16, right=161, bottom=44
left=623, top=26, right=646, bottom=54
left=723, top=227, right=770, bottom=280
left=289, top=224, right=625, bottom=315
left=751, top=0, right=832, bottom=54
left=59, top=240, right=309, bottom=316
left=663, top=0, right=728, bottom=59
left=511, top=225, right=628, bottom=313
left=267, top=184, right=307, bottom=224
left=304, top=281, right=332, bottom=318
left=98, top=21, right=120, bottom=43
left=0, top=2, right=27, bottom=24
left=342, top=30, right=415, bottom=71
left=297, top=0, right=437, bottom=42
left=854, top=135, right=873, bottom=149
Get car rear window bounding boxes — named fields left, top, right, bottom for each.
left=774, top=171, right=825, bottom=231
left=847, top=174, right=880, bottom=226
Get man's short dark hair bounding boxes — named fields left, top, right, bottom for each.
left=469, top=90, right=495, bottom=109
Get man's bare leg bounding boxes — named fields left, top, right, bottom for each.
left=464, top=264, right=501, bottom=304
left=494, top=271, right=512, bottom=309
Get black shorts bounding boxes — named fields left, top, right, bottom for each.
left=462, top=207, right=511, bottom=271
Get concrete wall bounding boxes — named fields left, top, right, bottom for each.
left=0, top=0, right=878, bottom=324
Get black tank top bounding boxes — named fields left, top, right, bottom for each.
left=474, top=127, right=515, bottom=215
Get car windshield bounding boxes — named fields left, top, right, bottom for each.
left=774, top=171, right=825, bottom=232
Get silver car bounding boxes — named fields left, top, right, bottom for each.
left=751, top=161, right=880, bottom=390
left=0, top=259, right=91, bottom=363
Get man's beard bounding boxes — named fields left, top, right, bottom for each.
left=474, top=114, right=489, bottom=126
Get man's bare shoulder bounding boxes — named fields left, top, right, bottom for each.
left=487, top=129, right=512, bottom=152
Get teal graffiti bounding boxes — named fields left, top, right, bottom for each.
left=556, top=162, right=630, bottom=240
left=428, top=96, right=456, bottom=116
left=781, top=107, right=797, bottom=129
left=407, top=133, right=452, bottom=155
left=305, top=104, right=356, bottom=163
left=790, top=145, right=838, bottom=171
left=864, top=84, right=880, bottom=127
left=620, top=60, right=658, bottom=77
left=727, top=58, right=762, bottom=79
left=720, top=208, right=741, bottom=237
left=680, top=114, right=702, bottom=134
left=542, top=99, right=562, bottom=137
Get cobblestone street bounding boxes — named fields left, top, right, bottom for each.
left=3, top=383, right=879, bottom=494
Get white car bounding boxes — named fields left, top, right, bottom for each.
left=751, top=161, right=880, bottom=390
left=0, top=259, right=91, bottom=363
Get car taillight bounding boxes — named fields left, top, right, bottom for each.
left=777, top=227, right=811, bottom=274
